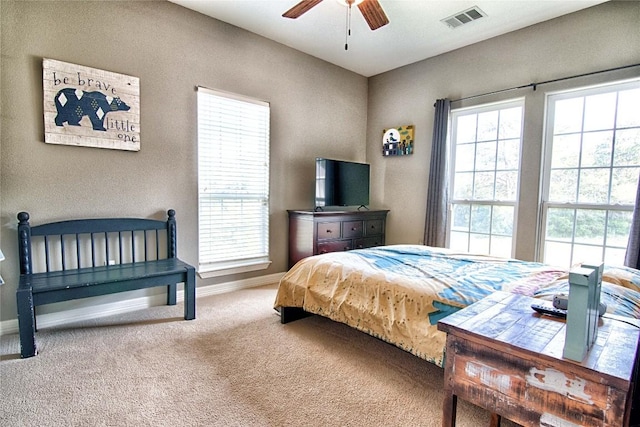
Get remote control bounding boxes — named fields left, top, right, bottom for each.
left=531, top=303, right=567, bottom=318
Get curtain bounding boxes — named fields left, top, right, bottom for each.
left=423, top=99, right=450, bottom=247
left=624, top=173, right=640, bottom=270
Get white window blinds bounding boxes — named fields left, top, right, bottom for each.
left=197, top=87, right=270, bottom=275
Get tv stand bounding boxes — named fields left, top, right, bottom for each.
left=287, top=209, right=389, bottom=268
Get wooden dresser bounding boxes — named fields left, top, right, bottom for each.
left=287, top=209, right=389, bottom=268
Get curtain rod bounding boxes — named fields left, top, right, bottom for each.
left=450, top=63, right=640, bottom=103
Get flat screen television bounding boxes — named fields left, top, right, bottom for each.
left=315, top=158, right=370, bottom=209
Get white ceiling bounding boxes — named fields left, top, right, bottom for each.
left=169, top=0, right=607, bottom=77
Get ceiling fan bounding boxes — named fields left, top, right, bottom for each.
left=283, top=0, right=389, bottom=49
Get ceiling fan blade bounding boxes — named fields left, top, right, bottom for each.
left=282, top=0, right=324, bottom=19
left=357, top=0, right=389, bottom=30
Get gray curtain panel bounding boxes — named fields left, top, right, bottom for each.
left=624, top=174, right=640, bottom=270
left=424, top=99, right=450, bottom=247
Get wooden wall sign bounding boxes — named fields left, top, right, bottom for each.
left=382, top=125, right=414, bottom=156
left=43, top=58, right=140, bottom=151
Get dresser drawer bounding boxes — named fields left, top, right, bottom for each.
left=317, top=222, right=341, bottom=240
left=342, top=220, right=363, bottom=238
left=365, top=219, right=384, bottom=236
left=354, top=236, right=384, bottom=250
left=317, top=239, right=352, bottom=254
left=288, top=209, right=389, bottom=268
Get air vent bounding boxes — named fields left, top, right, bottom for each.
left=441, top=6, right=486, bottom=29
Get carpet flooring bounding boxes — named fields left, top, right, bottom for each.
left=0, top=284, right=517, bottom=426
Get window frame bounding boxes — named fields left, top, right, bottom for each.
left=538, top=78, right=640, bottom=267
left=447, top=98, right=525, bottom=258
left=196, top=86, right=271, bottom=278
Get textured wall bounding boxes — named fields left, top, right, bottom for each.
left=367, top=1, right=640, bottom=260
left=0, top=0, right=367, bottom=321
left=2, top=0, right=638, bottom=324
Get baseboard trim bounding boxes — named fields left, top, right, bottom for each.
left=0, top=272, right=285, bottom=336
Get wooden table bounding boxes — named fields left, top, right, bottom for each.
left=437, top=291, right=640, bottom=427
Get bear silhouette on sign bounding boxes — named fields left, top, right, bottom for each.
left=54, top=88, right=130, bottom=131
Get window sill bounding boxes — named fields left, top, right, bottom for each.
left=198, top=259, right=272, bottom=278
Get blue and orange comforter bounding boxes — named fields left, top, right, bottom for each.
left=274, top=245, right=640, bottom=367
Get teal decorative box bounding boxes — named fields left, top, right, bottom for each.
left=563, top=263, right=603, bottom=362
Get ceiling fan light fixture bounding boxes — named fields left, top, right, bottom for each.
left=335, top=0, right=364, bottom=6
left=282, top=0, right=389, bottom=50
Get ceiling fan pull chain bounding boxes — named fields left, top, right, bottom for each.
left=345, top=2, right=352, bottom=50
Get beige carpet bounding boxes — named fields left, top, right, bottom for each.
left=0, top=284, right=518, bottom=426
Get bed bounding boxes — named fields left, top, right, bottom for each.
left=273, top=244, right=640, bottom=367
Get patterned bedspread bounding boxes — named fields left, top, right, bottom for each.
left=274, top=245, right=640, bottom=367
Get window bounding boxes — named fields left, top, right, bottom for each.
left=448, top=100, right=524, bottom=258
left=540, top=80, right=640, bottom=267
left=197, top=87, right=270, bottom=276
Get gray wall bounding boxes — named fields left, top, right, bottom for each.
left=0, top=0, right=367, bottom=322
left=367, top=1, right=640, bottom=260
left=1, top=0, right=639, bottom=324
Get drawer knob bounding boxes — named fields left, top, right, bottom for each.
left=326, top=230, right=332, bottom=233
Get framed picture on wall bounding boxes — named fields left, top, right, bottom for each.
left=43, top=58, right=140, bottom=151
left=382, top=125, right=414, bottom=156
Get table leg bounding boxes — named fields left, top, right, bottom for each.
left=442, top=392, right=457, bottom=427
left=442, top=338, right=458, bottom=427
left=489, top=412, right=501, bottom=427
